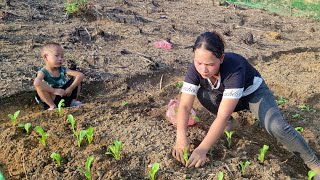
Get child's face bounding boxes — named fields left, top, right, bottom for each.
left=43, top=46, right=64, bottom=68
left=194, top=47, right=224, bottom=79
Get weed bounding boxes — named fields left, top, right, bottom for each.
left=105, top=140, right=122, bottom=160
left=239, top=161, right=250, bottom=175
left=35, top=126, right=48, bottom=146
left=18, top=123, right=32, bottom=134
left=224, top=130, right=234, bottom=148
left=121, top=101, right=129, bottom=107
left=276, top=97, right=287, bottom=106
left=8, top=110, right=20, bottom=126
left=50, top=152, right=61, bottom=166
left=299, top=104, right=316, bottom=113
left=292, top=113, right=303, bottom=120
left=258, top=144, right=269, bottom=163
left=176, top=81, right=183, bottom=89
left=65, top=0, right=88, bottom=16
left=78, top=156, right=94, bottom=180
left=57, top=99, right=65, bottom=117
left=149, top=162, right=160, bottom=180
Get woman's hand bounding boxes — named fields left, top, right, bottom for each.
left=172, top=136, right=189, bottom=165
left=187, top=148, right=207, bottom=168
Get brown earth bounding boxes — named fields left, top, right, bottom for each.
left=1, top=0, right=320, bottom=179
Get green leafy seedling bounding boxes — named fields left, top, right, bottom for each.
left=299, top=104, right=316, bottom=113
left=218, top=171, right=224, bottom=180
left=176, top=81, right=183, bottom=89
left=308, top=170, right=317, bottom=180
left=121, top=101, right=129, bottom=107
left=86, top=127, right=94, bottom=144
left=295, top=127, right=304, bottom=133
left=224, top=130, right=234, bottom=148
left=18, top=123, right=32, bottom=134
left=292, top=113, right=303, bottom=120
left=239, top=161, right=250, bottom=175
left=183, top=148, right=189, bottom=165
left=57, top=99, right=65, bottom=117
left=149, top=162, right=160, bottom=180
left=68, top=114, right=76, bottom=134
left=0, top=170, right=5, bottom=180
left=35, top=126, right=48, bottom=146
left=65, top=0, right=88, bottom=16
left=276, top=97, right=287, bottom=106
left=8, top=110, right=20, bottom=126
left=78, top=155, right=94, bottom=180
left=50, top=152, right=61, bottom=167
left=258, top=144, right=269, bottom=163
left=76, top=130, right=88, bottom=147
left=105, top=140, right=122, bottom=160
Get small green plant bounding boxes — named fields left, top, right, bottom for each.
left=217, top=171, right=224, bottom=180
left=295, top=126, right=304, bottom=133
left=76, top=130, right=88, bottom=147
left=183, top=148, right=189, bottom=165
left=18, top=123, right=32, bottom=134
left=176, top=81, right=183, bottom=89
left=86, top=127, right=94, bottom=144
left=121, top=101, right=129, bottom=107
left=276, top=97, right=287, bottom=106
left=239, top=161, right=250, bottom=175
left=258, top=144, right=269, bottom=163
left=224, top=130, right=234, bottom=148
left=0, top=170, right=5, bottom=180
left=65, top=0, right=88, bottom=16
left=78, top=155, right=94, bottom=180
left=149, top=162, right=160, bottom=180
left=68, top=114, right=76, bottom=134
left=8, top=110, right=20, bottom=126
left=57, top=99, right=65, bottom=117
left=105, top=140, right=122, bottom=160
left=299, top=104, right=316, bottom=113
left=35, top=126, right=48, bottom=146
left=50, top=152, right=61, bottom=167
left=292, top=113, right=303, bottom=120
left=308, top=170, right=317, bottom=180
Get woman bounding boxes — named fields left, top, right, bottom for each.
left=172, top=31, right=320, bottom=176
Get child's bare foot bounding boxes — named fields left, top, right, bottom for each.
left=71, top=99, right=83, bottom=107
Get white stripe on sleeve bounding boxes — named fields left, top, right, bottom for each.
left=181, top=82, right=199, bottom=96
left=223, top=88, right=244, bottom=99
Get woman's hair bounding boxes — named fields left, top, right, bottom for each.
left=192, top=31, right=225, bottom=58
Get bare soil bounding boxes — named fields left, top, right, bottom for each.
left=1, top=0, right=320, bottom=179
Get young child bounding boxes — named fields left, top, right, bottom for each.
left=34, top=42, right=85, bottom=110
left=172, top=31, right=320, bottom=177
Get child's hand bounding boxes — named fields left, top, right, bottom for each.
left=172, top=136, right=189, bottom=165
left=53, top=88, right=65, bottom=97
left=187, top=148, right=207, bottom=168
left=64, top=87, right=73, bottom=97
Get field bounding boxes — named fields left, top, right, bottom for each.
left=1, top=0, right=320, bottom=179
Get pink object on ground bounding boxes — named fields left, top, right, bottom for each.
left=154, top=40, right=172, bottom=50
left=166, top=99, right=197, bottom=126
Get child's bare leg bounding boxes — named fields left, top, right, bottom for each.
left=36, top=87, right=56, bottom=109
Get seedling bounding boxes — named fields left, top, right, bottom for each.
left=121, top=101, right=129, bottom=107
left=239, top=161, right=250, bottom=175
left=192, top=115, right=201, bottom=122
left=18, top=123, right=32, bottom=134
left=295, top=127, right=304, bottom=133
left=50, top=152, right=61, bottom=167
left=299, top=104, right=316, bottom=113
left=76, top=130, right=88, bottom=147
left=8, top=110, right=20, bottom=126
left=217, top=171, right=224, bottom=180
left=57, top=99, right=65, bottom=117
left=78, top=155, right=94, bottom=180
left=308, top=170, right=317, bottom=180
left=86, top=127, right=94, bottom=144
left=149, top=162, right=160, bottom=180
left=258, top=144, right=269, bottom=163
left=183, top=148, right=189, bottom=165
left=292, top=113, right=303, bottom=120
left=105, top=140, right=122, bottom=160
left=224, top=130, right=234, bottom=148
left=35, top=126, right=48, bottom=146
left=276, top=97, right=287, bottom=106
left=68, top=114, right=76, bottom=134
left=176, top=81, right=183, bottom=89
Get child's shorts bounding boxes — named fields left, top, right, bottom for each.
left=35, top=78, right=79, bottom=109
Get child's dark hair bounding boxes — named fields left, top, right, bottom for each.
left=193, top=31, right=225, bottom=58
